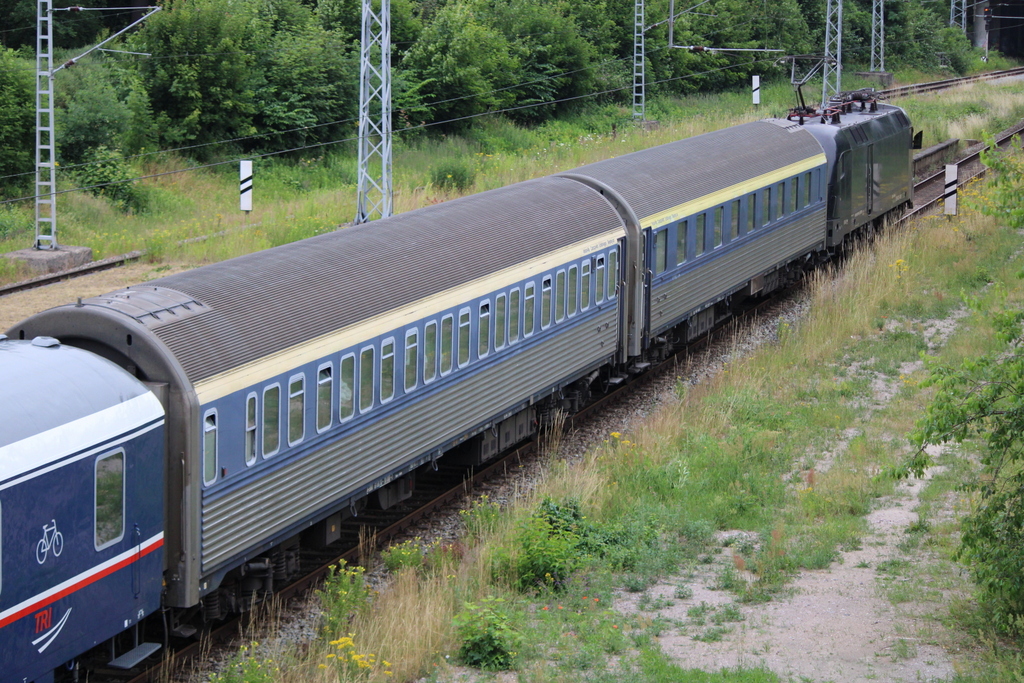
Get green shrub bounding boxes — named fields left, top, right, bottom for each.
left=497, top=497, right=670, bottom=591
left=74, top=145, right=147, bottom=213
left=0, top=48, right=34, bottom=198
left=507, top=513, right=581, bottom=591
left=0, top=206, right=32, bottom=241
left=459, top=494, right=502, bottom=541
left=316, top=561, right=370, bottom=637
left=430, top=158, right=476, bottom=190
left=454, top=596, right=519, bottom=670
left=381, top=539, right=423, bottom=572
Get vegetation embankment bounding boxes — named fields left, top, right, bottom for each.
left=206, top=148, right=1024, bottom=681
left=0, top=0, right=1017, bottom=282
left=3, top=72, right=1024, bottom=288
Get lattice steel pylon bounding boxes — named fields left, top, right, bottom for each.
left=35, top=0, right=57, bottom=250
left=870, top=0, right=885, bottom=72
left=632, top=0, right=645, bottom=121
left=821, top=0, right=843, bottom=108
left=950, top=0, right=967, bottom=30
left=355, top=0, right=392, bottom=224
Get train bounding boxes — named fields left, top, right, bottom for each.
left=1, top=91, right=913, bottom=682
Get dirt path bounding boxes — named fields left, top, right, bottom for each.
left=615, top=311, right=971, bottom=683
left=619, top=468, right=954, bottom=683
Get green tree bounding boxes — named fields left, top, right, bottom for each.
left=0, top=48, right=34, bottom=197
left=55, top=62, right=131, bottom=164
left=126, top=0, right=258, bottom=156
left=479, top=0, right=599, bottom=122
left=901, top=138, right=1024, bottom=634
left=402, top=2, right=519, bottom=125
left=246, top=0, right=359, bottom=151
left=0, top=0, right=110, bottom=51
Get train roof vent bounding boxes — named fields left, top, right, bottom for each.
left=31, top=336, right=60, bottom=348
left=83, top=285, right=210, bottom=329
left=766, top=118, right=803, bottom=132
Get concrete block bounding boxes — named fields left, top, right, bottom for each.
left=854, top=71, right=894, bottom=87
left=3, top=244, right=93, bottom=275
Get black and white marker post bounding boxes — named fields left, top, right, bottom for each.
left=943, top=164, right=957, bottom=216
left=752, top=75, right=760, bottom=106
left=240, top=160, right=253, bottom=214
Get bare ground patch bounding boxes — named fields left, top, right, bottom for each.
left=0, top=262, right=194, bottom=331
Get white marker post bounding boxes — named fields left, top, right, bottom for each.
left=943, top=164, right=957, bottom=215
left=240, top=160, right=253, bottom=213
left=752, top=75, right=760, bottom=105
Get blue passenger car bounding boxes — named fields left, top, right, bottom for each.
left=0, top=336, right=164, bottom=683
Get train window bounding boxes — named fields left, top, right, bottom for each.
left=405, top=330, right=418, bottom=392
left=203, top=411, right=217, bottom=485
left=359, top=347, right=374, bottom=412
left=581, top=261, right=591, bottom=310
left=245, top=394, right=257, bottom=465
left=713, top=207, right=723, bottom=248
left=595, top=257, right=606, bottom=302
left=568, top=265, right=578, bottom=317
left=555, top=270, right=566, bottom=323
left=263, top=384, right=281, bottom=456
left=541, top=277, right=552, bottom=329
left=787, top=179, right=797, bottom=214
left=340, top=354, right=355, bottom=420
left=509, top=288, right=521, bottom=342
left=762, top=188, right=771, bottom=226
left=95, top=449, right=125, bottom=549
left=478, top=302, right=490, bottom=358
left=524, top=282, right=532, bottom=335
left=458, top=309, right=471, bottom=368
left=775, top=182, right=784, bottom=218
left=380, top=339, right=395, bottom=403
left=803, top=171, right=812, bottom=206
left=424, top=323, right=437, bottom=383
left=288, top=375, right=305, bottom=446
left=654, top=230, right=667, bottom=274
left=747, top=194, right=756, bottom=233
left=607, top=250, right=618, bottom=299
left=441, top=315, right=454, bottom=374
left=731, top=200, right=740, bottom=240
left=676, top=221, right=687, bottom=264
left=695, top=214, right=706, bottom=255
left=495, top=294, right=507, bottom=349
left=317, top=365, right=332, bottom=433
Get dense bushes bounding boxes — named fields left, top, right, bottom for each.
left=905, top=138, right=1024, bottom=635
left=0, top=48, right=33, bottom=198
left=0, top=0, right=1001, bottom=205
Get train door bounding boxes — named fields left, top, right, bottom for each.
left=642, top=227, right=654, bottom=348
left=96, top=424, right=165, bottom=670
left=865, top=145, right=875, bottom=215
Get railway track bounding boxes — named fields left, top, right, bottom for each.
left=3, top=67, right=1024, bottom=300
left=905, top=117, right=1024, bottom=222
left=879, top=65, right=1024, bottom=99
